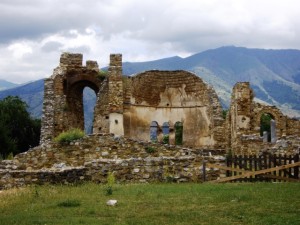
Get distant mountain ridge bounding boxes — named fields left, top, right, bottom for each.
left=0, top=79, right=18, bottom=91
left=0, top=46, right=299, bottom=121
left=122, top=46, right=300, bottom=117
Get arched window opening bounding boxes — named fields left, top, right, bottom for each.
left=162, top=122, right=170, bottom=144
left=175, top=121, right=183, bottom=145
left=150, top=121, right=159, bottom=142
left=83, top=87, right=97, bottom=134
left=260, top=113, right=276, bottom=143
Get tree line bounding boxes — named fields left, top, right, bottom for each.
left=0, top=96, right=41, bottom=158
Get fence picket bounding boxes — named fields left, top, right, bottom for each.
left=224, top=153, right=299, bottom=182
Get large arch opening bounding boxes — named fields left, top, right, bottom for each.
left=260, top=113, right=276, bottom=143
left=66, top=80, right=99, bottom=134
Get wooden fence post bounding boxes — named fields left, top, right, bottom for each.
left=202, top=160, right=206, bottom=182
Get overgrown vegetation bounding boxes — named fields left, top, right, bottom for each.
left=0, top=96, right=41, bottom=158
left=145, top=146, right=156, bottom=154
left=105, top=172, right=116, bottom=195
left=162, top=135, right=169, bottom=144
left=260, top=113, right=273, bottom=141
left=222, top=109, right=228, bottom=119
left=97, top=70, right=108, bottom=81
left=54, top=128, right=84, bottom=144
left=175, top=122, right=183, bottom=145
left=0, top=183, right=299, bottom=225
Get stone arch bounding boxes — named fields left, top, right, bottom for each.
left=254, top=106, right=285, bottom=141
left=162, top=122, right=170, bottom=144
left=40, top=53, right=105, bottom=144
left=150, top=121, right=159, bottom=142
left=175, top=121, right=183, bottom=145
left=66, top=79, right=100, bottom=133
left=260, top=113, right=275, bottom=143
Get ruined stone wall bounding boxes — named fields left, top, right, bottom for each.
left=251, top=103, right=287, bottom=137
left=93, top=54, right=124, bottom=136
left=40, top=53, right=102, bottom=144
left=0, top=134, right=226, bottom=189
left=123, top=70, right=226, bottom=148
left=286, top=118, right=300, bottom=136
left=228, top=82, right=300, bottom=155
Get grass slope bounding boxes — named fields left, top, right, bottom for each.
left=0, top=183, right=299, bottom=225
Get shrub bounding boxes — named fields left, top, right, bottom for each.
left=54, top=128, right=84, bottom=144
left=106, top=172, right=115, bottom=195
left=97, top=70, right=108, bottom=81
left=6, top=152, right=14, bottom=160
left=145, top=146, right=156, bottom=154
left=162, top=135, right=169, bottom=144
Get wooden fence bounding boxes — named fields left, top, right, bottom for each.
left=204, top=153, right=300, bottom=183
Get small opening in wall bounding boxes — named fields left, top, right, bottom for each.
left=166, top=103, right=169, bottom=106
left=99, top=127, right=102, bottom=131
left=115, top=119, right=118, bottom=124
left=105, top=116, right=109, bottom=119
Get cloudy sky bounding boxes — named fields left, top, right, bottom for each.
left=1, top=0, right=300, bottom=83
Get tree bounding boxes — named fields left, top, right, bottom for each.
left=0, top=96, right=41, bottom=158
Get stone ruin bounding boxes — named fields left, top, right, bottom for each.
left=41, top=52, right=300, bottom=155
left=1, top=52, right=300, bottom=189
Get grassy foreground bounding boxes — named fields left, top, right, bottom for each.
left=0, top=182, right=299, bottom=225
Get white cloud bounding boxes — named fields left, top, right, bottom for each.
left=8, top=42, right=33, bottom=59
left=1, top=0, right=300, bottom=83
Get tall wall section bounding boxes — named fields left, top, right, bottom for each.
left=93, top=54, right=124, bottom=136
left=40, top=53, right=102, bottom=145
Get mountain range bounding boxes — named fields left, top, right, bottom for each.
left=0, top=46, right=300, bottom=126
left=0, top=79, right=19, bottom=91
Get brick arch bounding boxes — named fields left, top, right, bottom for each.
left=40, top=53, right=105, bottom=144
left=254, top=108, right=283, bottom=128
left=129, top=70, right=216, bottom=107
left=253, top=106, right=286, bottom=138
left=65, top=78, right=101, bottom=132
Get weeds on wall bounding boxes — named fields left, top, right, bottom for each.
left=145, top=146, right=156, bottom=154
left=162, top=135, right=169, bottom=144
left=97, top=70, right=108, bottom=81
left=54, top=128, right=84, bottom=144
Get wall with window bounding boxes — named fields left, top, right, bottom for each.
left=123, top=70, right=226, bottom=148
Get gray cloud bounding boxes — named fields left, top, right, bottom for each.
left=1, top=0, right=300, bottom=83
left=41, top=41, right=63, bottom=52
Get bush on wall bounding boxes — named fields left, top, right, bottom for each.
left=54, top=128, right=84, bottom=144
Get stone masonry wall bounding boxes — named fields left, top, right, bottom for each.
left=0, top=134, right=226, bottom=189
left=228, top=82, right=300, bottom=155
left=123, top=70, right=226, bottom=148
left=40, top=53, right=103, bottom=144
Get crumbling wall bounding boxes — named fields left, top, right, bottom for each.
left=93, top=54, right=124, bottom=136
left=228, top=82, right=300, bottom=155
left=0, top=134, right=226, bottom=189
left=40, top=53, right=103, bottom=144
left=123, top=70, right=226, bottom=148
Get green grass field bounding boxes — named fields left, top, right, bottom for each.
left=0, top=183, right=299, bottom=225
